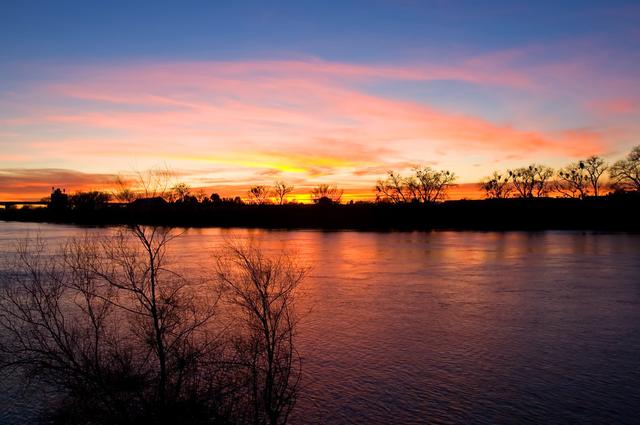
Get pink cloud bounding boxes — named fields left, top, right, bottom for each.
left=588, top=98, right=638, bottom=115
left=0, top=154, right=32, bottom=162
left=1, top=56, right=625, bottom=198
left=48, top=57, right=536, bottom=99
left=33, top=62, right=604, bottom=158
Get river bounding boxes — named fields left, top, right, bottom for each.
left=1, top=221, right=639, bottom=424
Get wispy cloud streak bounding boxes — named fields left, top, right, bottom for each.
left=1, top=54, right=634, bottom=199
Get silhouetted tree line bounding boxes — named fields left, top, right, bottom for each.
left=38, top=145, right=640, bottom=212
left=2, top=146, right=639, bottom=230
left=0, top=226, right=306, bottom=425
left=3, top=192, right=640, bottom=230
left=478, top=147, right=639, bottom=200
left=479, top=158, right=605, bottom=200
left=373, top=147, right=638, bottom=203
left=48, top=180, right=344, bottom=212
left=48, top=187, right=111, bottom=211
left=114, top=173, right=298, bottom=206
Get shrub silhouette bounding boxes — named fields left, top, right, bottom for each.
left=310, top=184, right=342, bottom=204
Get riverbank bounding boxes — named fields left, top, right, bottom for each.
left=1, top=194, right=639, bottom=231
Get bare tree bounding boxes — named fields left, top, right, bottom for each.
left=310, top=184, right=343, bottom=204
left=408, top=167, right=456, bottom=202
left=195, top=188, right=208, bottom=203
left=0, top=237, right=128, bottom=421
left=556, top=162, right=589, bottom=199
left=508, top=164, right=554, bottom=198
left=248, top=186, right=271, bottom=205
left=171, top=182, right=191, bottom=203
left=272, top=182, right=294, bottom=205
left=610, top=145, right=640, bottom=191
left=583, top=155, right=608, bottom=196
left=0, top=227, right=224, bottom=423
left=375, top=171, right=408, bottom=203
left=136, top=166, right=176, bottom=200
left=375, top=167, right=456, bottom=203
left=113, top=175, right=138, bottom=203
left=216, top=243, right=306, bottom=425
left=480, top=171, right=512, bottom=199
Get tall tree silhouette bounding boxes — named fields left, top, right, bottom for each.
left=583, top=155, right=608, bottom=196
left=171, top=182, right=191, bottom=203
left=480, top=172, right=512, bottom=199
left=249, top=185, right=271, bottom=204
left=376, top=167, right=456, bottom=203
left=508, top=164, right=554, bottom=198
left=273, top=181, right=294, bottom=205
left=375, top=171, right=408, bottom=203
left=556, top=162, right=589, bottom=199
left=610, top=145, right=640, bottom=191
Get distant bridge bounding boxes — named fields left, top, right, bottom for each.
left=0, top=201, right=129, bottom=208
left=0, top=201, right=49, bottom=207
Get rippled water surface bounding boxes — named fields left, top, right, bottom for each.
left=1, top=222, right=640, bottom=424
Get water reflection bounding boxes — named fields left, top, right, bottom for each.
left=1, top=222, right=640, bottom=424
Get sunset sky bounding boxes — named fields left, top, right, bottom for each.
left=1, top=0, right=639, bottom=201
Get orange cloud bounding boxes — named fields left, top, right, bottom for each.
left=0, top=169, right=118, bottom=200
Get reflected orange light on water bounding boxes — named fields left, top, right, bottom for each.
left=2, top=222, right=639, bottom=423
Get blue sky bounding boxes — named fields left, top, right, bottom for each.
left=2, top=1, right=638, bottom=61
